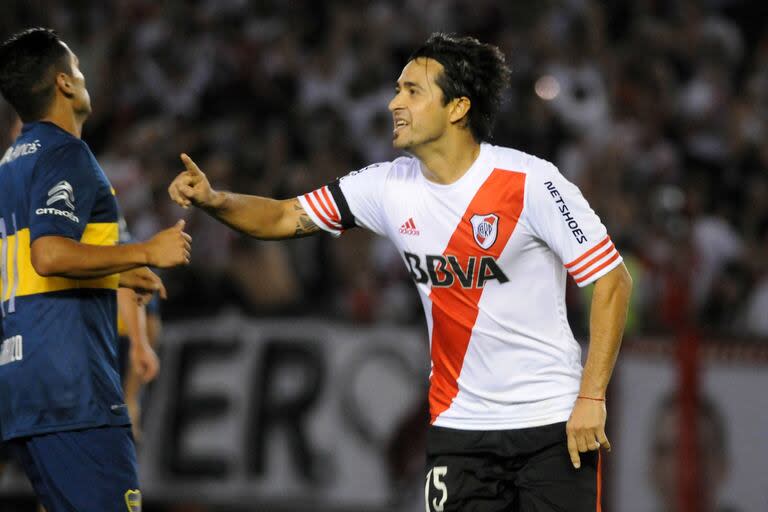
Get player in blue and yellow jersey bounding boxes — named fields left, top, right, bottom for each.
left=0, top=28, right=191, bottom=511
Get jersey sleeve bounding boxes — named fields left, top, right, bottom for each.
left=525, top=162, right=622, bottom=287
left=297, top=162, right=390, bottom=237
left=28, top=142, right=97, bottom=242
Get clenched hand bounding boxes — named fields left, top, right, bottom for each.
left=142, top=220, right=192, bottom=267
left=566, top=398, right=611, bottom=469
left=130, top=339, right=160, bottom=383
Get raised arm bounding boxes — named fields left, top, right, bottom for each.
left=168, top=154, right=320, bottom=239
left=30, top=220, right=191, bottom=278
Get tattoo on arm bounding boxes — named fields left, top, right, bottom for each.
left=292, top=200, right=321, bottom=237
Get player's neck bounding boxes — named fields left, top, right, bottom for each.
left=40, top=102, right=85, bottom=139
left=415, top=133, right=481, bottom=185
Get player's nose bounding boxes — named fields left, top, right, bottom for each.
left=388, top=94, right=401, bottom=112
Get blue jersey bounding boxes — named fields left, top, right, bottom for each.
left=0, top=121, right=129, bottom=440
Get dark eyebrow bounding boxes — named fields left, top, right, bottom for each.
left=395, top=81, right=423, bottom=90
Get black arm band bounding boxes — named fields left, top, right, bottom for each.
left=328, top=180, right=356, bottom=230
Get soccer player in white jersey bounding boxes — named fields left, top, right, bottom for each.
left=170, top=33, right=632, bottom=511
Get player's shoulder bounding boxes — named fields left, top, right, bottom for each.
left=34, top=137, right=96, bottom=182
left=489, top=144, right=560, bottom=181
left=30, top=133, right=90, bottom=173
left=341, top=155, right=419, bottom=183
left=387, top=155, right=422, bottom=181
left=39, top=137, right=91, bottom=161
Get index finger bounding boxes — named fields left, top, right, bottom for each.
left=142, top=272, right=160, bottom=291
left=180, top=153, right=202, bottom=175
left=597, top=431, right=612, bottom=452
left=158, top=279, right=167, bottom=300
left=567, top=431, right=581, bottom=469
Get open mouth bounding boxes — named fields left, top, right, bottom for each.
left=393, top=119, right=408, bottom=134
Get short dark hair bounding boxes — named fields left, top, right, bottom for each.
left=410, top=33, right=511, bottom=142
left=0, top=28, right=72, bottom=122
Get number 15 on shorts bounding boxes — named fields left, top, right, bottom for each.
left=425, top=466, right=448, bottom=512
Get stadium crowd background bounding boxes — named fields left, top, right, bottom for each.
left=1, top=0, right=766, bottom=340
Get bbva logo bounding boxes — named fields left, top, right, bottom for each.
left=403, top=251, right=508, bottom=289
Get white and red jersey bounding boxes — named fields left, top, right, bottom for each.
left=298, top=143, right=622, bottom=430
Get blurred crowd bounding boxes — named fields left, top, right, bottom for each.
left=1, top=0, right=766, bottom=338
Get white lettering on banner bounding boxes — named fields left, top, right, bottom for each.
left=0, top=335, right=23, bottom=365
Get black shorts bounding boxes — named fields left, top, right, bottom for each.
left=425, top=422, right=602, bottom=512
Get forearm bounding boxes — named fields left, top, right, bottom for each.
left=32, top=236, right=148, bottom=279
left=201, top=192, right=298, bottom=239
left=579, top=264, right=633, bottom=397
left=117, top=288, right=149, bottom=348
left=146, top=314, right=162, bottom=347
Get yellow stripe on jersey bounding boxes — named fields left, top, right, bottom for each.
left=81, top=222, right=119, bottom=247
left=1, top=222, right=119, bottom=301
left=117, top=312, right=127, bottom=336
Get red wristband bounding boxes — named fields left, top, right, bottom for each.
left=577, top=395, right=606, bottom=402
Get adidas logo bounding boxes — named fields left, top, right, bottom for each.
left=399, top=218, right=420, bottom=236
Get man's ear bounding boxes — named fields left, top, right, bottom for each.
left=55, top=72, right=75, bottom=99
left=449, top=96, right=471, bottom=125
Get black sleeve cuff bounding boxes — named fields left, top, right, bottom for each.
left=328, top=180, right=356, bottom=230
